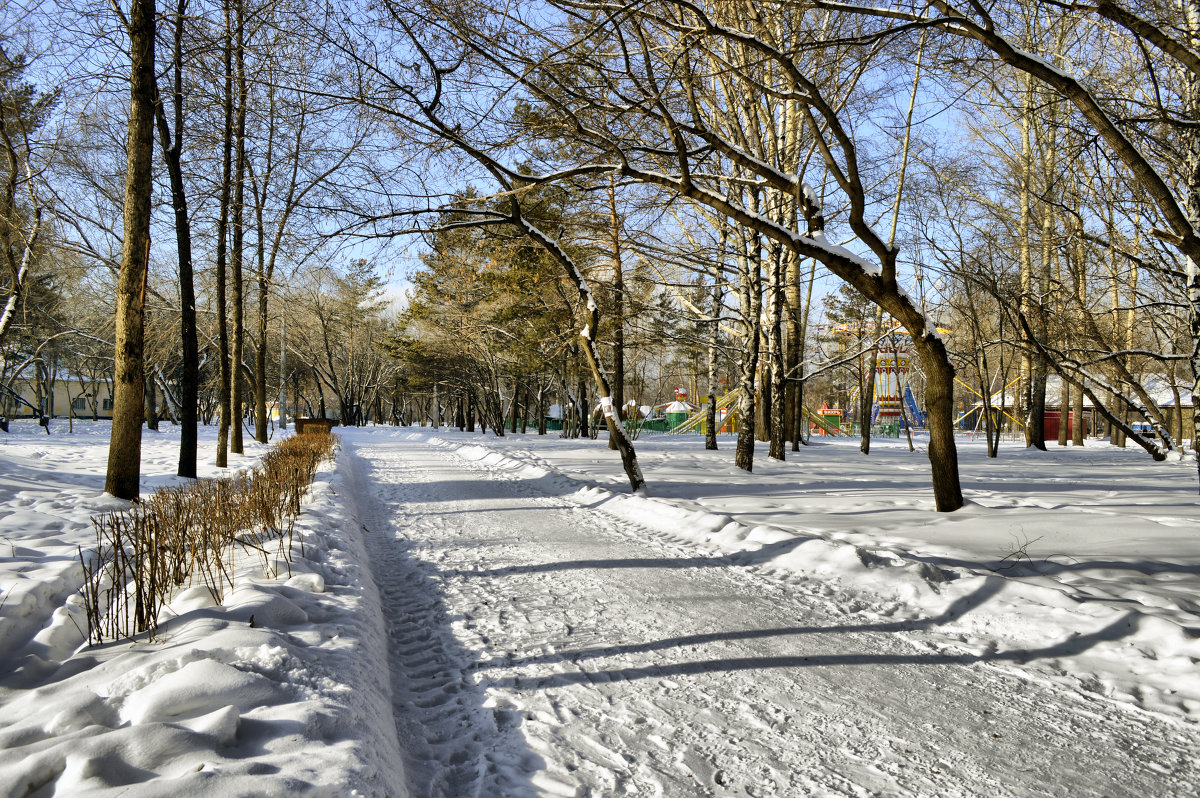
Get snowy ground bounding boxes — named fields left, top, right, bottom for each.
left=0, top=420, right=1198, bottom=796
left=431, top=428, right=1200, bottom=722
left=0, top=422, right=403, bottom=796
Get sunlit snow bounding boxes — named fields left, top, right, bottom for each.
left=1, top=420, right=1197, bottom=795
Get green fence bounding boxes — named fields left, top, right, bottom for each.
left=850, top=422, right=902, bottom=438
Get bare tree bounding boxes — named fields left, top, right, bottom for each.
left=817, top=0, right=1200, bottom=485
left=0, top=42, right=52, bottom=347
left=228, top=0, right=247, bottom=456
left=152, top=0, right=198, bottom=477
left=215, top=0, right=234, bottom=468
left=418, top=1, right=965, bottom=507
left=105, top=0, right=155, bottom=500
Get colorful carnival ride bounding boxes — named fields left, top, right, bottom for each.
left=832, top=319, right=928, bottom=429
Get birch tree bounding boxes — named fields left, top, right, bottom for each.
left=0, top=43, right=54, bottom=349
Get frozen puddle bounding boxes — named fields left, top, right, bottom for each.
left=349, top=435, right=1199, bottom=798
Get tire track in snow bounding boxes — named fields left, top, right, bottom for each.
left=352, top=443, right=545, bottom=798
left=352, top=431, right=1200, bottom=798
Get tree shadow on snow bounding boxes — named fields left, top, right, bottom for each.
left=484, top=613, right=1137, bottom=689
left=480, top=574, right=1139, bottom=688
left=451, top=535, right=816, bottom=580
left=397, top=477, right=590, bottom=504
left=904, top=550, right=1200, bottom=581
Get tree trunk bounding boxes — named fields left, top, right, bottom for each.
left=607, top=179, right=625, bottom=451
left=215, top=0, right=234, bottom=469
left=144, top=369, right=158, bottom=431
left=912, top=334, right=964, bottom=511
left=1058, top=377, right=1069, bottom=446
left=767, top=244, right=786, bottom=461
left=979, top=355, right=997, bottom=458
left=509, top=380, right=519, bottom=433
left=491, top=382, right=504, bottom=436
left=279, top=314, right=287, bottom=430
left=706, top=271, right=721, bottom=451
left=1029, top=361, right=1048, bottom=450
left=1018, top=75, right=1044, bottom=450
left=509, top=206, right=643, bottom=486
left=734, top=224, right=762, bottom=472
left=1186, top=0, right=1200, bottom=489
left=314, top=365, right=327, bottom=419
left=154, top=0, right=197, bottom=478
left=794, top=257, right=817, bottom=449
left=576, top=375, right=587, bottom=439
left=784, top=251, right=804, bottom=451
left=0, top=87, right=42, bottom=348
left=1071, top=217, right=1087, bottom=448
left=229, top=0, right=247, bottom=456
left=861, top=305, right=883, bottom=454
left=105, top=0, right=156, bottom=500
left=254, top=276, right=268, bottom=442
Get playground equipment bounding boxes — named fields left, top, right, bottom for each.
left=668, top=388, right=738, bottom=434
left=953, top=376, right=1092, bottom=438
left=663, top=389, right=847, bottom=437
left=833, top=319, right=927, bottom=429
left=954, top=376, right=1023, bottom=430
left=811, top=403, right=843, bottom=436
left=662, top=388, right=699, bottom=428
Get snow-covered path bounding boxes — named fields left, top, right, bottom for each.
left=349, top=433, right=1199, bottom=798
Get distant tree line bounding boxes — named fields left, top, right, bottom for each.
left=4, top=0, right=1199, bottom=505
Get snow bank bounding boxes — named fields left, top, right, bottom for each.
left=0, top=422, right=406, bottom=796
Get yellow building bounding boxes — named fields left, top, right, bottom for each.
left=3, top=375, right=114, bottom=419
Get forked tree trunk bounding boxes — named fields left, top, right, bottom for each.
left=154, top=0, right=197, bottom=478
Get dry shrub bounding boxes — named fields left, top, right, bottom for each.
left=80, top=433, right=338, bottom=644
